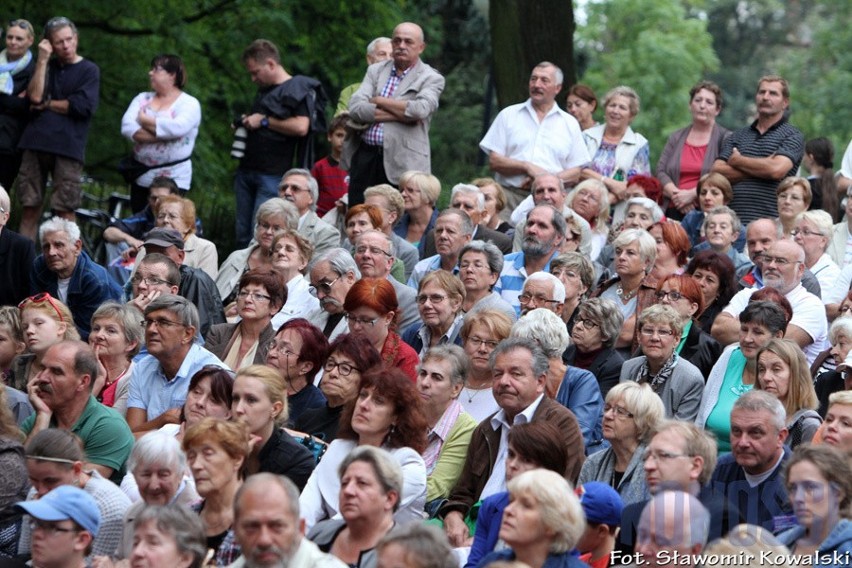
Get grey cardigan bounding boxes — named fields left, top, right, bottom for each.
left=656, top=122, right=731, bottom=188
left=619, top=355, right=704, bottom=422
left=578, top=443, right=649, bottom=506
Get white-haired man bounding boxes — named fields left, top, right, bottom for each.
left=421, top=184, right=512, bottom=256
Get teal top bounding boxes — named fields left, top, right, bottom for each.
left=675, top=320, right=692, bottom=355
left=704, top=347, right=752, bottom=452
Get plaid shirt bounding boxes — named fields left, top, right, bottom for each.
left=362, top=64, right=413, bottom=146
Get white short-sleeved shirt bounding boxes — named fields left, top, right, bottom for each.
left=480, top=99, right=590, bottom=189
left=723, top=284, right=829, bottom=364
left=810, top=254, right=842, bottom=305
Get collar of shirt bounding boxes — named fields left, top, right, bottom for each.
left=159, top=343, right=203, bottom=383
left=298, top=211, right=309, bottom=230
left=490, top=393, right=545, bottom=432
left=417, top=313, right=464, bottom=353
left=428, top=399, right=464, bottom=443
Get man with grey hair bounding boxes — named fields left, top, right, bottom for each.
left=30, top=217, right=122, bottom=340
left=422, top=183, right=512, bottom=257
left=335, top=37, right=393, bottom=115
left=408, top=208, right=474, bottom=290
left=0, top=184, right=35, bottom=306
left=709, top=390, right=793, bottom=533
left=519, top=271, right=565, bottom=317
left=21, top=340, right=133, bottom=480
left=439, top=337, right=584, bottom=547
left=497, top=204, right=567, bottom=318
left=693, top=205, right=752, bottom=272
left=480, top=62, right=590, bottom=212
left=630, top=490, right=711, bottom=568
left=343, top=22, right=445, bottom=206
left=305, top=248, right=360, bottom=341
left=230, top=473, right=346, bottom=568
left=354, top=230, right=418, bottom=330
left=278, top=168, right=340, bottom=257
left=125, top=294, right=227, bottom=435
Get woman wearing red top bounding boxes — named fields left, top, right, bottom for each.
left=656, top=81, right=731, bottom=220
left=343, top=278, right=419, bottom=381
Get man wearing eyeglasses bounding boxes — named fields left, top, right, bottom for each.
left=518, top=272, right=565, bottom=317
left=278, top=168, right=340, bottom=257
left=354, top=230, right=418, bottom=331
left=126, top=294, right=227, bottom=436
left=16, top=485, right=100, bottom=568
left=408, top=208, right=473, bottom=290
left=617, top=420, right=724, bottom=556
left=16, top=16, right=100, bottom=240
left=712, top=239, right=828, bottom=364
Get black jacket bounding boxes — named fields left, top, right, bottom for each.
left=179, top=265, right=226, bottom=338
left=678, top=321, right=722, bottom=380
left=563, top=344, right=624, bottom=400
left=0, top=228, right=34, bottom=308
left=257, top=427, right=316, bottom=491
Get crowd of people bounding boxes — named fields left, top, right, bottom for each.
left=2, top=13, right=852, bottom=568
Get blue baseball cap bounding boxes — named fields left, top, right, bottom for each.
left=577, top=481, right=623, bottom=527
left=16, top=486, right=101, bottom=536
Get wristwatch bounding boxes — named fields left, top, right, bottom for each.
left=261, top=116, right=269, bottom=128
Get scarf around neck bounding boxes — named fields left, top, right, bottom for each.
left=635, top=352, right=679, bottom=394
left=0, top=49, right=32, bottom=95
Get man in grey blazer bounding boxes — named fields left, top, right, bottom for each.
left=278, top=168, right=341, bottom=257
left=342, top=22, right=445, bottom=206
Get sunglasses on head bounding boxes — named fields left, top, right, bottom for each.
left=19, top=292, right=65, bottom=323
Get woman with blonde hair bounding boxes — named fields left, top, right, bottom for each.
left=755, top=339, right=821, bottom=448
left=566, top=179, right=610, bottom=260
left=270, top=229, right=320, bottom=326
left=9, top=293, right=78, bottom=391
left=150, top=194, right=217, bottom=277
left=394, top=170, right=442, bottom=251
left=776, top=176, right=812, bottom=237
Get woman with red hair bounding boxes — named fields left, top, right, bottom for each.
left=299, top=366, right=428, bottom=530
left=343, top=278, right=419, bottom=381
left=649, top=221, right=691, bottom=284
left=653, top=274, right=721, bottom=379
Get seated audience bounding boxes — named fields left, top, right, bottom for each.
left=685, top=250, right=738, bottom=333
left=363, top=184, right=420, bottom=281
left=695, top=206, right=752, bottom=272
left=270, top=229, right=320, bottom=327
left=265, top=318, right=328, bottom=425
left=416, top=345, right=477, bottom=505
left=776, top=176, right=811, bottom=238
left=648, top=220, right=691, bottom=284
left=471, top=177, right=512, bottom=235
left=813, top=315, right=852, bottom=414
left=755, top=339, right=821, bottom=448
left=293, top=334, right=382, bottom=443
left=231, top=364, right=315, bottom=488
left=550, top=252, right=596, bottom=332
left=575, top=482, right=624, bottom=568
left=793, top=210, right=841, bottom=305
left=88, top=302, right=142, bottom=414
left=393, top=170, right=441, bottom=252
left=0, top=385, right=27, bottom=558
left=634, top=491, right=711, bottom=567
left=458, top=240, right=516, bottom=321
left=620, top=305, right=704, bottom=421
left=578, top=382, right=664, bottom=505
left=458, top=309, right=513, bottom=421
left=299, top=367, right=427, bottom=531
left=680, top=172, right=736, bottom=249
left=565, top=298, right=625, bottom=400
left=821, top=391, right=852, bottom=462
left=565, top=180, right=610, bottom=261
left=0, top=185, right=35, bottom=308
left=126, top=504, right=207, bottom=568
left=403, top=270, right=466, bottom=358
left=376, top=523, right=456, bottom=568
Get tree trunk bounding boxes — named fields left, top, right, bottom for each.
left=489, top=0, right=576, bottom=108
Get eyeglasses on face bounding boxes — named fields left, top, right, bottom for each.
left=29, top=519, right=78, bottom=535
left=466, top=336, right=500, bottom=350
left=575, top=318, right=599, bottom=329
left=345, top=313, right=378, bottom=327
left=642, top=449, right=691, bottom=462
left=416, top=294, right=447, bottom=305
left=355, top=246, right=392, bottom=258
left=324, top=358, right=361, bottom=376
left=655, top=290, right=685, bottom=302
left=279, top=183, right=310, bottom=193
left=639, top=327, right=674, bottom=338
left=518, top=293, right=559, bottom=306
left=236, top=291, right=272, bottom=303
left=308, top=275, right=340, bottom=297
left=266, top=341, right=298, bottom=357
left=18, top=293, right=64, bottom=323
left=144, top=317, right=185, bottom=329
left=761, top=256, right=798, bottom=267
left=131, top=275, right=172, bottom=287
left=791, top=228, right=825, bottom=238
left=603, top=403, right=634, bottom=418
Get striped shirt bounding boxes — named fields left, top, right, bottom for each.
left=494, top=251, right=559, bottom=317
left=721, top=118, right=804, bottom=225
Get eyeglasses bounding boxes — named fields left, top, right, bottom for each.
left=279, top=183, right=310, bottom=193
left=791, top=228, right=825, bottom=238
left=778, top=192, right=804, bottom=202
left=237, top=291, right=272, bottom=303
left=518, top=293, right=560, bottom=306
left=551, top=269, right=579, bottom=280
left=45, top=17, right=73, bottom=31
left=603, top=403, right=634, bottom=418
left=130, top=275, right=172, bottom=287
left=466, top=336, right=500, bottom=350
left=257, top=221, right=287, bottom=233
left=655, top=290, right=685, bottom=302
left=762, top=256, right=799, bottom=267
left=643, top=450, right=691, bottom=462
left=144, top=317, right=185, bottom=329
left=9, top=20, right=33, bottom=33
left=266, top=341, right=298, bottom=357
left=345, top=313, right=378, bottom=327
left=355, top=245, right=392, bottom=258
left=29, top=519, right=78, bottom=535
left=324, top=358, right=361, bottom=376
left=575, top=318, right=599, bottom=329
left=308, top=275, right=340, bottom=297
left=416, top=294, right=447, bottom=305
left=640, top=327, right=674, bottom=338
left=19, top=293, right=64, bottom=323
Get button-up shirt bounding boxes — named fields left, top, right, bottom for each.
left=362, top=65, right=413, bottom=146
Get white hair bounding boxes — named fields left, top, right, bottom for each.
left=38, top=216, right=81, bottom=243
left=511, top=308, right=571, bottom=358
left=450, top=183, right=485, bottom=211
left=525, top=271, right=566, bottom=303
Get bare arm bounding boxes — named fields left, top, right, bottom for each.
left=243, top=113, right=310, bottom=137
left=711, top=312, right=740, bottom=346
left=785, top=324, right=814, bottom=349
left=556, top=166, right=583, bottom=186
left=27, top=39, right=52, bottom=103
left=488, top=151, right=548, bottom=179
left=126, top=407, right=180, bottom=435
left=711, top=158, right=747, bottom=184
left=728, top=148, right=794, bottom=181
left=86, top=463, right=115, bottom=479
left=131, top=129, right=158, bottom=143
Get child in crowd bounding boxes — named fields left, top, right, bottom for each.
left=576, top=481, right=624, bottom=568
left=0, top=306, right=24, bottom=385
left=311, top=113, right=349, bottom=216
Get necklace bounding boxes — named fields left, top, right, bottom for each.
left=616, top=284, right=638, bottom=301
left=464, top=386, right=487, bottom=404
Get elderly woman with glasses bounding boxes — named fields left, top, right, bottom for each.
left=550, top=252, right=596, bottom=332
left=777, top=176, right=812, bottom=238
left=270, top=229, right=320, bottom=327
left=205, top=268, right=285, bottom=369
left=793, top=210, right=840, bottom=302
left=416, top=345, right=477, bottom=506
left=458, top=240, right=516, bottom=321
left=566, top=298, right=625, bottom=400
left=403, top=270, right=466, bottom=358
left=216, top=198, right=296, bottom=312
left=143, top=195, right=217, bottom=278
left=512, top=309, right=604, bottom=452
left=459, top=309, right=513, bottom=421
left=0, top=19, right=35, bottom=190
left=620, top=305, right=705, bottom=421
left=343, top=277, right=419, bottom=382
left=578, top=382, right=664, bottom=505
left=294, top=334, right=382, bottom=442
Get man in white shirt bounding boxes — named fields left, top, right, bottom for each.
left=480, top=62, right=590, bottom=212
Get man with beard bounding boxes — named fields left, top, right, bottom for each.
left=712, top=239, right=828, bottom=363
left=229, top=473, right=347, bottom=568
left=353, top=230, right=418, bottom=330
left=408, top=209, right=474, bottom=289
left=21, top=340, right=133, bottom=481
left=304, top=248, right=360, bottom=341
left=496, top=204, right=566, bottom=317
